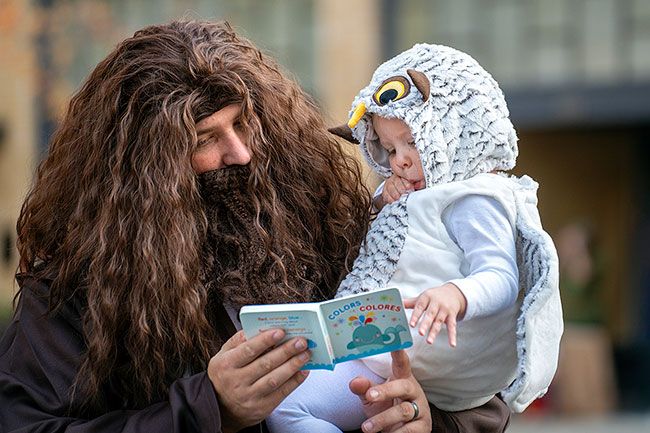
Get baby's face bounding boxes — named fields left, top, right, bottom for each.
left=372, top=115, right=425, bottom=190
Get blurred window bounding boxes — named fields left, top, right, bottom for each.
left=38, top=0, right=316, bottom=133
left=389, top=0, right=650, bottom=90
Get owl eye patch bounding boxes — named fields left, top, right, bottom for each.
left=374, top=76, right=411, bottom=106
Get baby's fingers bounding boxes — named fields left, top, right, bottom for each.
left=383, top=186, right=401, bottom=203
left=407, top=297, right=430, bottom=328
left=402, top=297, right=417, bottom=309
left=397, top=177, right=414, bottom=194
left=447, top=316, right=457, bottom=347
left=425, top=313, right=447, bottom=345
left=418, top=306, right=440, bottom=340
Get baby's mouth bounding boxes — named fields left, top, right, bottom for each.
left=410, top=179, right=425, bottom=190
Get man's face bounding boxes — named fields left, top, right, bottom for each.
left=192, top=104, right=251, bottom=174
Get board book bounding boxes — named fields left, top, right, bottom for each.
left=239, top=287, right=412, bottom=370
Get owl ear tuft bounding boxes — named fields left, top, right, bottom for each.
left=328, top=124, right=359, bottom=144
left=407, top=69, right=430, bottom=102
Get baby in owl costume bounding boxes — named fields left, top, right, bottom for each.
left=267, top=44, right=563, bottom=433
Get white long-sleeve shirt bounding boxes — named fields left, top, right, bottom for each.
left=443, top=194, right=518, bottom=320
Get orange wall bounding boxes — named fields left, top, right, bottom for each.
left=514, top=128, right=636, bottom=341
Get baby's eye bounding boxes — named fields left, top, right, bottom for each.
left=407, top=140, right=415, bottom=146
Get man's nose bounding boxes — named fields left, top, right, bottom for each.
left=222, top=132, right=251, bottom=166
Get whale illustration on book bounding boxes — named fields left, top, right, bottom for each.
left=346, top=313, right=407, bottom=352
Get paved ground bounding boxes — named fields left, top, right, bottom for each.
left=509, top=413, right=650, bottom=432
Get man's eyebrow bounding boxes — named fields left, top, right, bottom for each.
left=196, top=124, right=214, bottom=135
left=196, top=112, right=240, bottom=135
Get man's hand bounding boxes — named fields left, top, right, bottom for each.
left=374, top=175, right=414, bottom=210
left=349, top=350, right=432, bottom=433
left=403, top=283, right=467, bottom=347
left=207, top=330, right=311, bottom=432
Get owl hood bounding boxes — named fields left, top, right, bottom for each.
left=348, top=44, right=518, bottom=188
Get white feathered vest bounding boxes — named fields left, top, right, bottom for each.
left=337, top=173, right=561, bottom=411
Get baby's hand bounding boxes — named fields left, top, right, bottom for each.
left=403, top=283, right=467, bottom=347
left=374, top=175, right=414, bottom=210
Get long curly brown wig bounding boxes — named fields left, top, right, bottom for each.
left=16, top=20, right=370, bottom=411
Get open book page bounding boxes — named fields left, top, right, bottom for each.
left=239, top=305, right=334, bottom=369
left=239, top=288, right=412, bottom=370
left=319, top=288, right=412, bottom=365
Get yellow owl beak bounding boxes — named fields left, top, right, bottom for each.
left=348, top=103, right=367, bottom=129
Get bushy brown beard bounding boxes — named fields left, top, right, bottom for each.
left=198, top=165, right=313, bottom=309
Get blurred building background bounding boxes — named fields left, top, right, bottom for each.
left=1, top=0, right=649, bottom=426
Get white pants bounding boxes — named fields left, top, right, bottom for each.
left=266, top=360, right=385, bottom=433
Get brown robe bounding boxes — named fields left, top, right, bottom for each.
left=0, top=277, right=509, bottom=432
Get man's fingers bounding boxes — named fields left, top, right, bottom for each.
left=350, top=375, right=394, bottom=420
left=389, top=350, right=412, bottom=380
left=250, top=350, right=311, bottom=397
left=241, top=370, right=309, bottom=425
left=246, top=337, right=310, bottom=388
left=349, top=376, right=373, bottom=399
left=390, top=420, right=430, bottom=433
left=367, top=378, right=416, bottom=404
left=362, top=401, right=418, bottom=433
left=228, top=329, right=285, bottom=368
left=360, top=352, right=432, bottom=433
left=261, top=369, right=310, bottom=407
left=220, top=330, right=247, bottom=352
